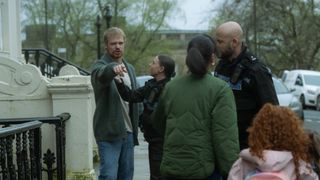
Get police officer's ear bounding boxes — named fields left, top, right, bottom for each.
left=231, top=36, right=241, bottom=48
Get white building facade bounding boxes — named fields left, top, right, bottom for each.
left=0, top=0, right=96, bottom=179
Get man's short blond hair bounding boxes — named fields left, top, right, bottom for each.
left=103, top=27, right=126, bottom=44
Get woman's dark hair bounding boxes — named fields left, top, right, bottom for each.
left=158, top=54, right=176, bottom=78
left=202, top=33, right=218, bottom=56
left=186, top=34, right=217, bottom=77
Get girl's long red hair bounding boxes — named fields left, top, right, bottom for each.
left=248, top=103, right=311, bottom=179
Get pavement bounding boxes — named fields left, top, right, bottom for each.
left=95, top=131, right=150, bottom=180
left=133, top=132, right=150, bottom=180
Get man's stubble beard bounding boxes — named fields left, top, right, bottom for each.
left=219, top=46, right=234, bottom=60
left=109, top=49, right=123, bottom=60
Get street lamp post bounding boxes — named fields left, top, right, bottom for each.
left=104, top=4, right=112, bottom=28
left=96, top=5, right=112, bottom=59
left=44, top=0, right=49, bottom=50
left=95, top=15, right=101, bottom=59
left=253, top=0, right=257, bottom=56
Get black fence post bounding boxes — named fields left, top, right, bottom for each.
left=95, top=15, right=101, bottom=60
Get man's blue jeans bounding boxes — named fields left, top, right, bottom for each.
left=98, top=132, right=134, bottom=180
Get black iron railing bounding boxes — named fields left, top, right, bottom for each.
left=0, top=113, right=70, bottom=180
left=22, top=48, right=90, bottom=78
left=0, top=121, right=42, bottom=179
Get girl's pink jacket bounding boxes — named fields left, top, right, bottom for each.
left=228, top=149, right=319, bottom=180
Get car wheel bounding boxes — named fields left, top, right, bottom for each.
left=300, top=95, right=306, bottom=109
left=317, top=96, right=320, bottom=111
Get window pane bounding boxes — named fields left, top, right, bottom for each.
left=304, top=75, right=320, bottom=86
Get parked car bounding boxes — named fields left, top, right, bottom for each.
left=282, top=70, right=320, bottom=109
left=136, top=75, right=152, bottom=87
left=315, top=88, right=320, bottom=111
left=136, top=75, right=153, bottom=115
left=273, top=77, right=304, bottom=120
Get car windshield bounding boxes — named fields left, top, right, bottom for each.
left=273, top=78, right=289, bottom=94
left=304, top=75, right=320, bottom=86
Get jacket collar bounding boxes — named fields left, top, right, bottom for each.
left=240, top=148, right=293, bottom=172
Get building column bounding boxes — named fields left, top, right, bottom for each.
left=48, top=75, right=96, bottom=179
left=0, top=0, right=22, bottom=62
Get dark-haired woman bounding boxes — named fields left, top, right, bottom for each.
left=152, top=35, right=239, bottom=180
left=115, top=54, right=175, bottom=180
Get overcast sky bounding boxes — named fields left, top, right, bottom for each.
left=168, top=0, right=219, bottom=30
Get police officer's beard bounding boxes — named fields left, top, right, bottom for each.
left=219, top=46, right=233, bottom=60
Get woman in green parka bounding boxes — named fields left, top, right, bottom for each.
left=152, top=35, right=240, bottom=180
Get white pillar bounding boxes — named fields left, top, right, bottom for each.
left=48, top=75, right=96, bottom=179
left=0, top=0, right=22, bottom=62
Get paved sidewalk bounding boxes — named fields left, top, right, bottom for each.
left=95, top=131, right=150, bottom=180
left=133, top=133, right=150, bottom=180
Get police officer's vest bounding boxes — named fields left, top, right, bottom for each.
left=214, top=51, right=271, bottom=111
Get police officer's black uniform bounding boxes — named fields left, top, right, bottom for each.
left=115, top=78, right=169, bottom=180
left=214, top=46, right=279, bottom=150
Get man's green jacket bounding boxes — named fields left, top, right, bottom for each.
left=91, top=54, right=139, bottom=145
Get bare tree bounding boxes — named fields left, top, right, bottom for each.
left=22, top=0, right=179, bottom=71
left=211, top=0, right=320, bottom=75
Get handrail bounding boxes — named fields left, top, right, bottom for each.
left=0, top=121, right=42, bottom=138
left=0, top=112, right=70, bottom=125
left=22, top=48, right=90, bottom=77
left=0, top=120, right=43, bottom=179
left=0, top=113, right=71, bottom=180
